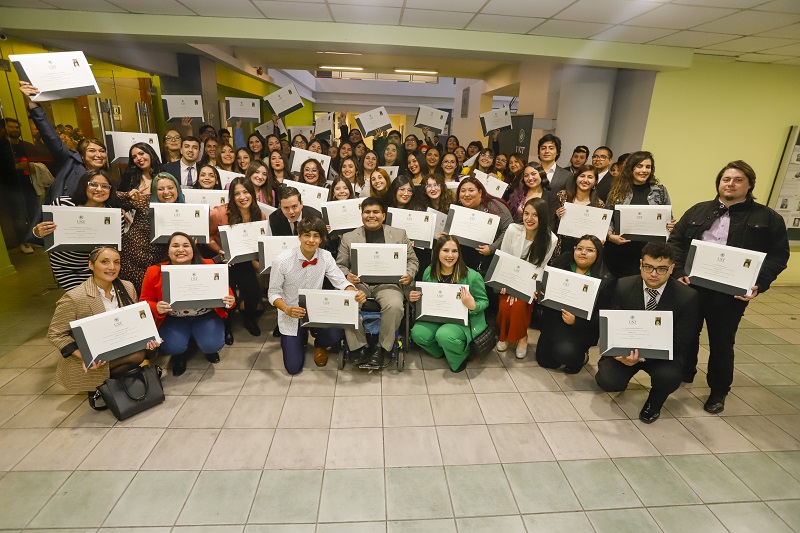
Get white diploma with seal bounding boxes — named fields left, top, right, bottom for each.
left=182, top=189, right=228, bottom=207
left=217, top=169, right=245, bottom=189
left=258, top=236, right=300, bottom=273
left=255, top=118, right=287, bottom=138
left=479, top=106, right=512, bottom=136
left=105, top=132, right=160, bottom=164
left=612, top=204, right=672, bottom=241
left=443, top=205, right=500, bottom=248
left=539, top=266, right=602, bottom=320
left=10, top=51, right=99, bottom=101
left=41, top=205, right=122, bottom=252
left=322, top=198, right=365, bottom=235
left=161, top=95, right=204, bottom=121
left=264, top=83, right=304, bottom=117
left=258, top=202, right=277, bottom=219
left=386, top=207, right=435, bottom=249
left=484, top=250, right=538, bottom=303
left=600, top=310, right=673, bottom=360
left=558, top=202, right=613, bottom=241
left=351, top=243, right=407, bottom=284
left=289, top=126, right=314, bottom=140
left=287, top=180, right=328, bottom=212
left=355, top=107, right=392, bottom=138
left=288, top=147, right=332, bottom=177
left=379, top=166, right=399, bottom=181
left=161, top=264, right=229, bottom=311
left=414, top=105, right=449, bottom=134
left=685, top=239, right=766, bottom=297
left=299, top=289, right=359, bottom=329
left=149, top=203, right=210, bottom=244
left=225, top=97, right=261, bottom=122
left=474, top=171, right=509, bottom=198
left=219, top=220, right=272, bottom=265
left=314, top=112, right=334, bottom=139
left=428, top=207, right=447, bottom=239
left=69, top=302, right=160, bottom=368
left=414, top=281, right=470, bottom=326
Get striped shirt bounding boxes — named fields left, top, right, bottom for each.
left=48, top=197, right=91, bottom=290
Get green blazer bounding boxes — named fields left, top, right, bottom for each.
left=420, top=266, right=489, bottom=341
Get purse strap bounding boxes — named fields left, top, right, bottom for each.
left=88, top=390, right=108, bottom=411
left=120, top=367, right=150, bottom=401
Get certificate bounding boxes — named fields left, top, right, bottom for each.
left=225, top=97, right=261, bottom=122
left=484, top=250, right=538, bottom=303
left=218, top=169, right=245, bottom=189
left=445, top=181, right=460, bottom=191
left=613, top=204, right=671, bottom=241
left=161, top=264, right=229, bottom=311
left=258, top=236, right=300, bottom=273
left=162, top=95, right=204, bottom=121
left=42, top=205, right=122, bottom=252
left=287, top=180, right=328, bottom=212
left=258, top=202, right=277, bottom=218
left=379, top=166, right=399, bottom=181
left=182, top=189, right=228, bottom=207
left=415, top=281, right=469, bottom=326
left=105, top=131, right=159, bottom=164
left=539, top=266, right=602, bottom=320
left=10, top=51, right=99, bottom=101
left=314, top=112, right=334, bottom=139
left=414, top=105, right=449, bottom=134
left=473, top=171, right=508, bottom=198
left=428, top=207, right=447, bottom=239
left=480, top=106, right=512, bottom=136
left=386, top=207, right=435, bottom=249
left=351, top=243, right=407, bottom=283
left=255, top=118, right=287, bottom=138
left=149, top=203, right=210, bottom=244
left=443, top=205, right=500, bottom=248
left=355, top=107, right=392, bottom=138
left=289, top=126, right=314, bottom=140
left=685, top=240, right=766, bottom=297
left=288, top=147, right=332, bottom=177
left=322, top=198, right=365, bottom=235
left=462, top=153, right=479, bottom=169
left=299, top=289, right=359, bottom=329
left=264, top=83, right=304, bottom=117
left=70, top=302, right=160, bottom=368
left=219, top=220, right=272, bottom=265
left=599, top=310, right=673, bottom=360
left=558, top=202, right=613, bottom=241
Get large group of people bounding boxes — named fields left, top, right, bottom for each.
left=4, top=80, right=789, bottom=424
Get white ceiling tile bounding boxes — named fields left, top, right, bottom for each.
left=401, top=9, right=473, bottom=30
left=554, top=0, right=659, bottom=24
left=467, top=14, right=544, bottom=34
left=255, top=1, right=333, bottom=21
left=648, top=30, right=739, bottom=48
left=404, top=0, right=485, bottom=11
left=757, top=23, right=800, bottom=39
left=42, top=0, right=125, bottom=12
left=672, top=0, right=764, bottom=7
left=704, top=36, right=797, bottom=52
left=692, top=10, right=800, bottom=34
left=624, top=4, right=737, bottom=29
left=482, top=0, right=576, bottom=19
left=591, top=25, right=676, bottom=43
left=179, top=0, right=264, bottom=17
left=0, top=0, right=56, bottom=7
left=327, top=0, right=401, bottom=5
left=528, top=19, right=613, bottom=38
left=329, top=4, right=401, bottom=24
left=752, top=0, right=800, bottom=14
left=760, top=42, right=800, bottom=55
left=736, top=53, right=797, bottom=62
left=110, top=0, right=195, bottom=15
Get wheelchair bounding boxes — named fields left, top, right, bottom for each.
left=339, top=297, right=411, bottom=372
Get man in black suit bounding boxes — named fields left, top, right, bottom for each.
left=537, top=134, right=574, bottom=192
left=161, top=136, right=201, bottom=188
left=269, top=186, right=322, bottom=237
left=595, top=241, right=699, bottom=423
left=592, top=146, right=614, bottom=202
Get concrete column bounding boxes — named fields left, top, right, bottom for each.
left=160, top=54, right=220, bottom=128
left=451, top=79, right=491, bottom=147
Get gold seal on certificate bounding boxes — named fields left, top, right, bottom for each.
left=386, top=207, right=435, bottom=249
left=484, top=250, right=538, bottom=303
left=355, top=107, right=393, bottom=138
left=149, top=203, right=210, bottom=244
left=299, top=289, right=359, bottom=329
left=479, top=106, right=512, bottom=136
left=219, top=220, right=272, bottom=265
left=473, top=170, right=509, bottom=198
left=288, top=147, right=332, bottom=178
left=258, top=236, right=301, bottom=273
left=10, top=51, right=99, bottom=102
left=225, top=97, right=261, bottom=122
left=539, top=266, right=602, bottom=320
left=41, top=205, right=122, bottom=252
left=351, top=243, right=407, bottom=284
left=600, top=310, right=673, bottom=360
left=414, top=105, right=449, bottom=134
left=322, top=198, right=365, bottom=235
left=443, top=205, right=500, bottom=248
left=288, top=181, right=328, bottom=213
left=182, top=189, right=228, bottom=207
left=558, top=203, right=614, bottom=241
left=264, top=83, right=305, bottom=118
left=685, top=239, right=766, bottom=296
left=161, top=264, right=229, bottom=311
left=613, top=205, right=672, bottom=241
left=415, top=281, right=469, bottom=326
left=161, top=95, right=204, bottom=121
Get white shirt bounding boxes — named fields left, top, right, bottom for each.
left=99, top=287, right=119, bottom=312
left=642, top=281, right=666, bottom=307
left=596, top=169, right=609, bottom=183
left=543, top=163, right=556, bottom=183
left=180, top=160, right=199, bottom=188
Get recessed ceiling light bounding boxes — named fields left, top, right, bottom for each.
left=320, top=65, right=364, bottom=71
left=316, top=51, right=363, bottom=56
left=394, top=68, right=438, bottom=75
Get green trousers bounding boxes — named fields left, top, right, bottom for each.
left=411, top=321, right=469, bottom=371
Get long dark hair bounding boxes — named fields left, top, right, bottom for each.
left=327, top=175, right=355, bottom=201
left=522, top=198, right=551, bottom=267
left=166, top=231, right=204, bottom=265
left=572, top=235, right=606, bottom=278
left=247, top=131, right=267, bottom=160
left=71, top=169, right=120, bottom=208
left=226, top=177, right=262, bottom=224
left=406, top=150, right=429, bottom=181
left=425, top=173, right=455, bottom=214
left=193, top=164, right=222, bottom=190
left=122, top=142, right=161, bottom=191
left=456, top=175, right=511, bottom=212
left=245, top=159, right=275, bottom=204
left=565, top=164, right=602, bottom=206
left=387, top=175, right=429, bottom=211
left=340, top=155, right=363, bottom=189
left=430, top=234, right=468, bottom=282
left=476, top=148, right=495, bottom=174
left=607, top=151, right=658, bottom=205
left=88, top=246, right=134, bottom=306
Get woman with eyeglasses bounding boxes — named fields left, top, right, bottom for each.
left=162, top=130, right=183, bottom=163
left=301, top=158, right=327, bottom=188
left=424, top=173, right=454, bottom=215
left=292, top=134, right=308, bottom=150
left=440, top=152, right=459, bottom=183
left=475, top=148, right=496, bottom=175
left=453, top=146, right=467, bottom=168
left=494, top=153, right=512, bottom=182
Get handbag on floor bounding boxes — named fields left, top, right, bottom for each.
left=90, top=365, right=165, bottom=420
left=470, top=324, right=498, bottom=359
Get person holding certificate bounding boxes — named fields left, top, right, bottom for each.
left=440, top=153, right=460, bottom=184
left=339, top=156, right=365, bottom=197
left=120, top=142, right=161, bottom=193
left=536, top=236, right=614, bottom=373
left=269, top=217, right=366, bottom=373
left=409, top=235, right=489, bottom=373
left=192, top=164, right=222, bottom=190
left=508, top=163, right=560, bottom=228
left=424, top=174, right=455, bottom=215
left=48, top=246, right=160, bottom=395
left=161, top=129, right=184, bottom=164
left=594, top=242, right=699, bottom=423
left=268, top=150, right=290, bottom=186
left=605, top=151, right=674, bottom=278
left=455, top=176, right=513, bottom=275
left=369, top=168, right=390, bottom=200
left=496, top=198, right=558, bottom=359
left=386, top=176, right=431, bottom=278
left=300, top=158, right=327, bottom=188
left=140, top=232, right=235, bottom=376
left=405, top=150, right=429, bottom=188
left=553, top=164, right=606, bottom=257
left=228, top=160, right=275, bottom=206
left=208, top=177, right=266, bottom=336
left=668, top=160, right=789, bottom=414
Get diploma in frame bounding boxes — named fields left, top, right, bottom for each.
left=484, top=250, right=538, bottom=303
left=443, top=205, right=500, bottom=248
left=414, top=281, right=470, bottom=326
left=258, top=236, right=301, bottom=273
left=42, top=205, right=122, bottom=252
left=219, top=220, right=272, bottom=265
left=599, top=310, right=673, bottom=360
left=10, top=51, right=99, bottom=101
left=351, top=243, right=407, bottom=284
left=685, top=239, right=766, bottom=297
left=161, top=264, right=229, bottom=311
left=539, top=266, right=602, bottom=320
left=148, top=203, right=210, bottom=244
left=299, top=289, right=359, bottom=329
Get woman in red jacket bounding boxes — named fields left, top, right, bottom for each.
left=140, top=232, right=235, bottom=376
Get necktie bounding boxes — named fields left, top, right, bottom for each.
left=302, top=258, right=318, bottom=268
left=186, top=166, right=194, bottom=187
left=646, top=288, right=659, bottom=310
left=291, top=221, right=296, bottom=235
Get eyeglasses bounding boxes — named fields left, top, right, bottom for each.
left=592, top=155, right=609, bottom=160
left=641, top=264, right=670, bottom=275
left=164, top=135, right=181, bottom=141
left=88, top=181, right=111, bottom=191
left=425, top=183, right=441, bottom=189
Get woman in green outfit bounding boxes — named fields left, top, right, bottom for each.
left=409, top=235, right=489, bottom=373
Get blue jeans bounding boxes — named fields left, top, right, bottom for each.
left=281, top=328, right=344, bottom=375
left=159, top=313, right=225, bottom=356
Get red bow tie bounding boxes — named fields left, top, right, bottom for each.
left=301, top=258, right=318, bottom=268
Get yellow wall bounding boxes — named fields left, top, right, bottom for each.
left=643, top=57, right=800, bottom=285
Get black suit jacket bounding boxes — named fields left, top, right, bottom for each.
left=611, top=275, right=699, bottom=365
left=161, top=160, right=199, bottom=188
left=269, top=205, right=322, bottom=236
left=595, top=171, right=614, bottom=203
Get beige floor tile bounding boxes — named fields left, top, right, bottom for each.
left=287, top=370, right=337, bottom=396
left=214, top=346, right=260, bottom=370
left=381, top=369, right=428, bottom=395
left=465, top=368, right=516, bottom=393
left=549, top=367, right=601, bottom=391
left=437, top=425, right=499, bottom=465
left=430, top=394, right=485, bottom=425
left=265, top=428, right=328, bottom=469
left=586, top=420, right=660, bottom=458
left=224, top=395, right=284, bottom=428
left=0, top=368, right=23, bottom=388
left=487, top=423, right=555, bottom=463
left=383, top=394, right=434, bottom=427
left=331, top=395, right=383, bottom=428
left=192, top=369, right=250, bottom=395
left=240, top=369, right=292, bottom=396
left=335, top=370, right=382, bottom=396
left=140, top=428, right=219, bottom=470
left=687, top=388, right=758, bottom=416
left=506, top=367, right=561, bottom=392
left=204, top=428, right=273, bottom=469
left=325, top=427, right=384, bottom=468
left=384, top=426, right=443, bottom=467
left=277, top=396, right=333, bottom=428
left=423, top=369, right=473, bottom=394
left=14, top=427, right=108, bottom=470
left=565, top=390, right=628, bottom=421
left=0, top=368, right=55, bottom=395
left=610, top=389, right=674, bottom=420
left=59, top=399, right=118, bottom=428
left=0, top=394, right=38, bottom=426
left=636, top=419, right=712, bottom=455
left=538, top=421, right=608, bottom=460
left=78, top=427, right=164, bottom=470
left=475, top=393, right=534, bottom=424
left=0, top=344, right=56, bottom=369
left=663, top=389, right=716, bottom=418
left=2, top=394, right=84, bottom=428
left=521, top=391, right=582, bottom=422
left=768, top=414, right=800, bottom=440
left=161, top=369, right=204, bottom=396
left=725, top=416, right=800, bottom=451
left=678, top=417, right=759, bottom=453
left=170, top=395, right=236, bottom=428
left=0, top=428, right=53, bottom=470
left=733, top=386, right=799, bottom=415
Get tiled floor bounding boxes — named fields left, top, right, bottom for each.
left=0, top=250, right=799, bottom=532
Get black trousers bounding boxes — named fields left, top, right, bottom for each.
left=535, top=308, right=592, bottom=370
left=596, top=356, right=682, bottom=410
left=228, top=261, right=261, bottom=314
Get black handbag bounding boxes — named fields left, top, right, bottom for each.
left=90, top=365, right=165, bottom=421
left=470, top=324, right=498, bottom=358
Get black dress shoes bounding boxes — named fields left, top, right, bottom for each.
left=360, top=346, right=385, bottom=369
left=272, top=325, right=282, bottom=338
left=704, top=395, right=726, bottom=414
left=349, top=346, right=371, bottom=366
left=224, top=319, right=234, bottom=345
left=639, top=402, right=661, bottom=424
left=205, top=352, right=220, bottom=364
left=243, top=314, right=261, bottom=337
left=171, top=356, right=187, bottom=377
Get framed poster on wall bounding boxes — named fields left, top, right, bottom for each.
left=768, top=125, right=800, bottom=245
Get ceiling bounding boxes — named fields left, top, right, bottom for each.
left=2, top=0, right=800, bottom=66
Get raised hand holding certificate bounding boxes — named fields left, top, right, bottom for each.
left=258, top=236, right=300, bottom=273
left=182, top=189, right=228, bottom=207
left=149, top=203, right=210, bottom=244
left=299, top=289, right=359, bottom=329
left=289, top=147, right=332, bottom=176
left=10, top=51, right=99, bottom=101
left=42, top=205, right=122, bottom=252
left=539, top=266, right=602, bottom=320
left=479, top=106, right=512, bottom=136
left=387, top=207, right=435, bottom=249
left=351, top=243, right=407, bottom=283
left=414, top=105, right=449, bottom=134
left=685, top=240, right=766, bottom=296
left=70, top=302, right=160, bottom=368
left=255, top=119, right=287, bottom=138
left=484, top=250, right=538, bottom=303
left=355, top=107, right=392, bottom=138
left=225, top=97, right=261, bottom=122
left=288, top=180, right=328, bottom=212
left=161, top=264, right=229, bottom=311
left=600, top=310, right=673, bottom=360
left=415, top=281, right=469, bottom=326
left=162, top=95, right=204, bottom=121
left=314, top=112, right=334, bottom=139
left=219, top=220, right=272, bottom=264
left=613, top=204, right=672, bottom=241
left=105, top=132, right=160, bottom=164
left=444, top=205, right=500, bottom=248
left=322, top=198, right=365, bottom=235
left=264, top=84, right=304, bottom=117
left=558, top=202, right=613, bottom=241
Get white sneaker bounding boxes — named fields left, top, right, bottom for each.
left=19, top=243, right=34, bottom=254
left=496, top=341, right=508, bottom=352
left=515, top=344, right=528, bottom=359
